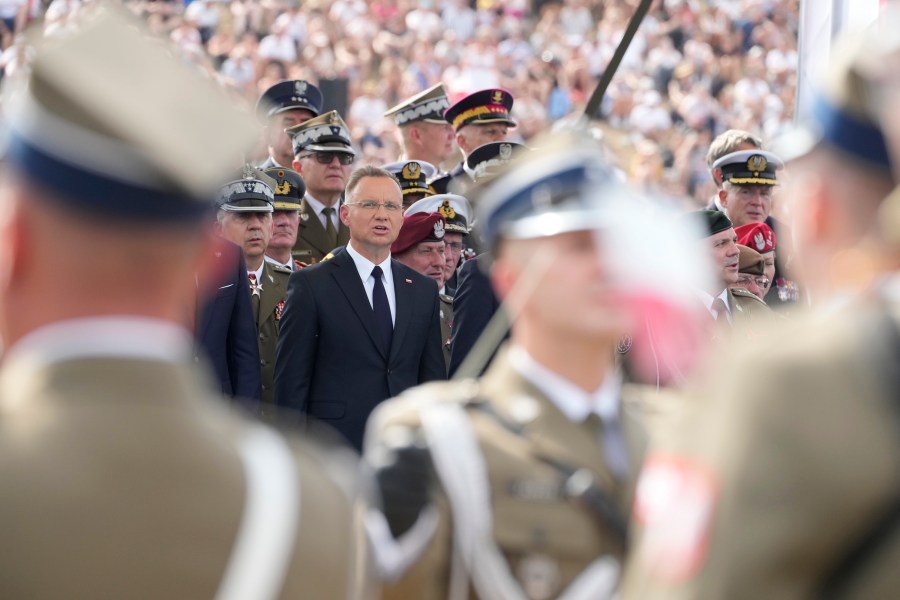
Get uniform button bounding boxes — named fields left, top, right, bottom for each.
left=259, top=334, right=266, bottom=341
left=260, top=360, right=267, bottom=366
left=387, top=369, right=392, bottom=375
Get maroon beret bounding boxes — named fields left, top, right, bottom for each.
left=391, top=212, right=445, bottom=255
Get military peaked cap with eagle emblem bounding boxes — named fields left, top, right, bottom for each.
left=263, top=167, right=305, bottom=210
left=384, top=83, right=451, bottom=126
left=405, top=193, right=471, bottom=235
left=217, top=165, right=275, bottom=213
left=286, top=110, right=355, bottom=156
left=443, top=88, right=517, bottom=131
left=713, top=150, right=784, bottom=185
left=382, top=160, right=435, bottom=196
left=255, top=79, right=323, bottom=120
left=465, top=141, right=527, bottom=182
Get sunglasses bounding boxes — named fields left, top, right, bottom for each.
left=300, top=151, right=355, bottom=166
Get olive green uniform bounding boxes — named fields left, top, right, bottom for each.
left=256, top=261, right=292, bottom=411
left=0, top=342, right=370, bottom=599
left=367, top=348, right=653, bottom=600
left=293, top=198, right=351, bottom=264
left=623, top=298, right=900, bottom=599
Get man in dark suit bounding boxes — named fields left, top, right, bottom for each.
left=275, top=165, right=446, bottom=450
left=285, top=110, right=354, bottom=263
left=448, top=253, right=501, bottom=376
left=195, top=237, right=262, bottom=410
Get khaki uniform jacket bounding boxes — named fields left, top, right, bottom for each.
left=257, top=261, right=291, bottom=410
left=293, top=198, right=351, bottom=264
left=0, top=349, right=369, bottom=599
left=367, top=348, right=651, bottom=600
left=623, top=300, right=900, bottom=599
left=439, top=292, right=453, bottom=373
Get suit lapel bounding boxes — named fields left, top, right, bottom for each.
left=389, top=261, right=414, bottom=362
left=330, top=251, right=388, bottom=359
left=298, top=198, right=335, bottom=255
left=256, top=263, right=282, bottom=329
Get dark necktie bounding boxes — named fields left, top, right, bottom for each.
left=322, top=207, right=337, bottom=248
left=371, top=266, right=393, bottom=350
left=711, top=297, right=729, bottom=326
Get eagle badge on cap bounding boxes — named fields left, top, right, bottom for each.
left=439, top=199, right=456, bottom=219
left=753, top=232, right=766, bottom=251
left=492, top=90, right=504, bottom=104
left=275, top=180, right=291, bottom=195
left=402, top=162, right=421, bottom=180
left=747, top=155, right=767, bottom=176
left=499, top=143, right=513, bottom=159
left=294, top=80, right=307, bottom=96
left=433, top=220, right=445, bottom=239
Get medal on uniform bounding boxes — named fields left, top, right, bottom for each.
left=615, top=335, right=632, bottom=354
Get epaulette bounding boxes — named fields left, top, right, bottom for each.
left=439, top=293, right=453, bottom=304
left=321, top=252, right=335, bottom=262
left=272, top=264, right=293, bottom=275
left=732, top=287, right=769, bottom=307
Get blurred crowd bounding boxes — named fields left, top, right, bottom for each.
left=0, top=0, right=799, bottom=205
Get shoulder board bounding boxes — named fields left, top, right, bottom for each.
left=732, top=287, right=770, bottom=307
left=272, top=264, right=293, bottom=275
left=439, top=293, right=453, bottom=304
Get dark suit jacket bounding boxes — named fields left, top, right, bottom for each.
left=195, top=240, right=261, bottom=411
left=448, top=254, right=502, bottom=377
left=274, top=247, right=446, bottom=450
left=293, top=197, right=351, bottom=264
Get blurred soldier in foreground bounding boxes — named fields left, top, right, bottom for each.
left=0, top=11, right=368, bottom=598
left=365, top=133, right=677, bottom=599
left=623, top=27, right=899, bottom=600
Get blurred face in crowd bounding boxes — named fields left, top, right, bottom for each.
left=733, top=272, right=764, bottom=299
left=341, top=175, right=403, bottom=257
left=709, top=228, right=740, bottom=287
left=719, top=182, right=774, bottom=227
left=217, top=210, right=273, bottom=267
left=396, top=240, right=446, bottom=287
left=410, top=121, right=455, bottom=164
left=267, top=108, right=316, bottom=168
left=762, top=251, right=775, bottom=295
left=493, top=230, right=626, bottom=343
left=294, top=150, right=354, bottom=202
left=267, top=209, right=300, bottom=257
left=442, top=231, right=464, bottom=282
left=457, top=123, right=508, bottom=155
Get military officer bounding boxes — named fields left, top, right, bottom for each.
left=405, top=193, right=473, bottom=297
left=0, top=9, right=369, bottom=599
left=382, top=159, right=437, bottom=209
left=263, top=167, right=308, bottom=271
left=430, top=88, right=516, bottom=194
left=687, top=209, right=772, bottom=332
left=365, top=133, right=652, bottom=600
left=215, top=171, right=292, bottom=410
left=256, top=79, right=324, bottom=169
left=286, top=110, right=355, bottom=263
left=735, top=221, right=776, bottom=298
left=732, top=244, right=767, bottom=300
left=384, top=82, right=455, bottom=169
left=622, top=26, right=900, bottom=600
left=390, top=211, right=453, bottom=370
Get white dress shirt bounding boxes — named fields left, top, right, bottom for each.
left=305, top=193, right=341, bottom=231
left=345, top=241, right=396, bottom=324
left=508, top=345, right=620, bottom=423
left=696, top=288, right=732, bottom=323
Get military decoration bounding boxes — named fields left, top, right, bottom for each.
left=275, top=299, right=285, bottom=321
left=615, top=335, right=632, bottom=354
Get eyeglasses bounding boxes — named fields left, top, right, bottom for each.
left=445, top=242, right=464, bottom=253
left=736, top=275, right=770, bottom=289
left=300, top=151, right=355, bottom=166
left=345, top=200, right=403, bottom=212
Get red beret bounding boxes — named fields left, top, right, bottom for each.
left=734, top=222, right=776, bottom=253
left=391, top=212, right=445, bottom=255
